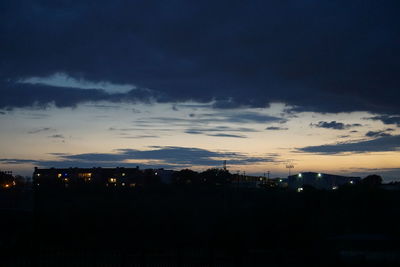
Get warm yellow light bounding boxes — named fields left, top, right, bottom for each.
left=4, top=184, right=10, bottom=188
left=130, top=183, right=136, bottom=187
left=78, top=173, right=92, bottom=178
left=63, top=178, right=69, bottom=182
left=109, top=178, right=117, bottom=183
left=57, top=173, right=62, bottom=178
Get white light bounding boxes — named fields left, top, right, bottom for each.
left=317, top=173, right=322, bottom=177
left=298, top=173, right=302, bottom=178
left=297, top=187, right=303, bottom=192
left=350, top=181, right=354, bottom=184
left=332, top=186, right=338, bottom=190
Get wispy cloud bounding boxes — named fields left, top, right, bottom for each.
left=265, top=126, right=288, bottom=131
left=28, top=127, right=55, bottom=134
left=297, top=135, right=400, bottom=154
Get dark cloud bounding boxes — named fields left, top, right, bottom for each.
left=265, top=126, right=288, bottom=131
left=1, top=0, right=399, bottom=114
left=311, top=121, right=362, bottom=130
left=142, top=112, right=285, bottom=126
left=205, top=133, right=246, bottom=138
left=0, top=146, right=277, bottom=169
left=365, top=129, right=393, bottom=137
left=297, top=135, right=400, bottom=154
left=369, top=115, right=400, bottom=127
left=0, top=81, right=155, bottom=109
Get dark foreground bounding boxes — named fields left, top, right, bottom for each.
left=1, top=186, right=399, bottom=266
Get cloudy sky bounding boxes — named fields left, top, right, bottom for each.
left=1, top=0, right=399, bottom=180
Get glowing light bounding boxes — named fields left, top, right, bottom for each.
left=109, top=178, right=117, bottom=183
left=63, top=178, right=69, bottom=182
left=332, top=186, right=338, bottom=190
left=298, top=173, right=302, bottom=178
left=317, top=173, right=322, bottom=178
left=122, top=173, right=126, bottom=176
left=4, top=184, right=10, bottom=188
left=297, top=187, right=303, bottom=192
left=57, top=173, right=62, bottom=178
left=279, top=179, right=283, bottom=182
left=37, top=173, right=40, bottom=177
left=78, top=173, right=92, bottom=178
left=122, top=183, right=125, bottom=186
left=350, top=181, right=354, bottom=184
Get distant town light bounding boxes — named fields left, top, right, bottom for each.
left=37, top=173, right=40, bottom=177
left=57, top=173, right=62, bottom=178
left=279, top=179, right=283, bottom=182
left=259, top=177, right=263, bottom=181
left=350, top=181, right=354, bottom=184
left=317, top=173, right=322, bottom=178
left=109, top=178, right=117, bottom=183
left=332, top=186, right=338, bottom=190
left=298, top=173, right=302, bottom=178
left=122, top=173, right=126, bottom=176
left=297, top=187, right=303, bottom=192
left=122, top=183, right=125, bottom=186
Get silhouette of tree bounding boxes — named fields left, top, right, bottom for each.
left=200, top=168, right=232, bottom=186
left=172, top=169, right=199, bottom=185
left=362, top=174, right=383, bottom=188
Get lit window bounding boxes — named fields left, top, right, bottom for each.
left=78, top=173, right=92, bottom=178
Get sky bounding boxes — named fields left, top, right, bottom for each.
left=1, top=0, right=400, bottom=180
